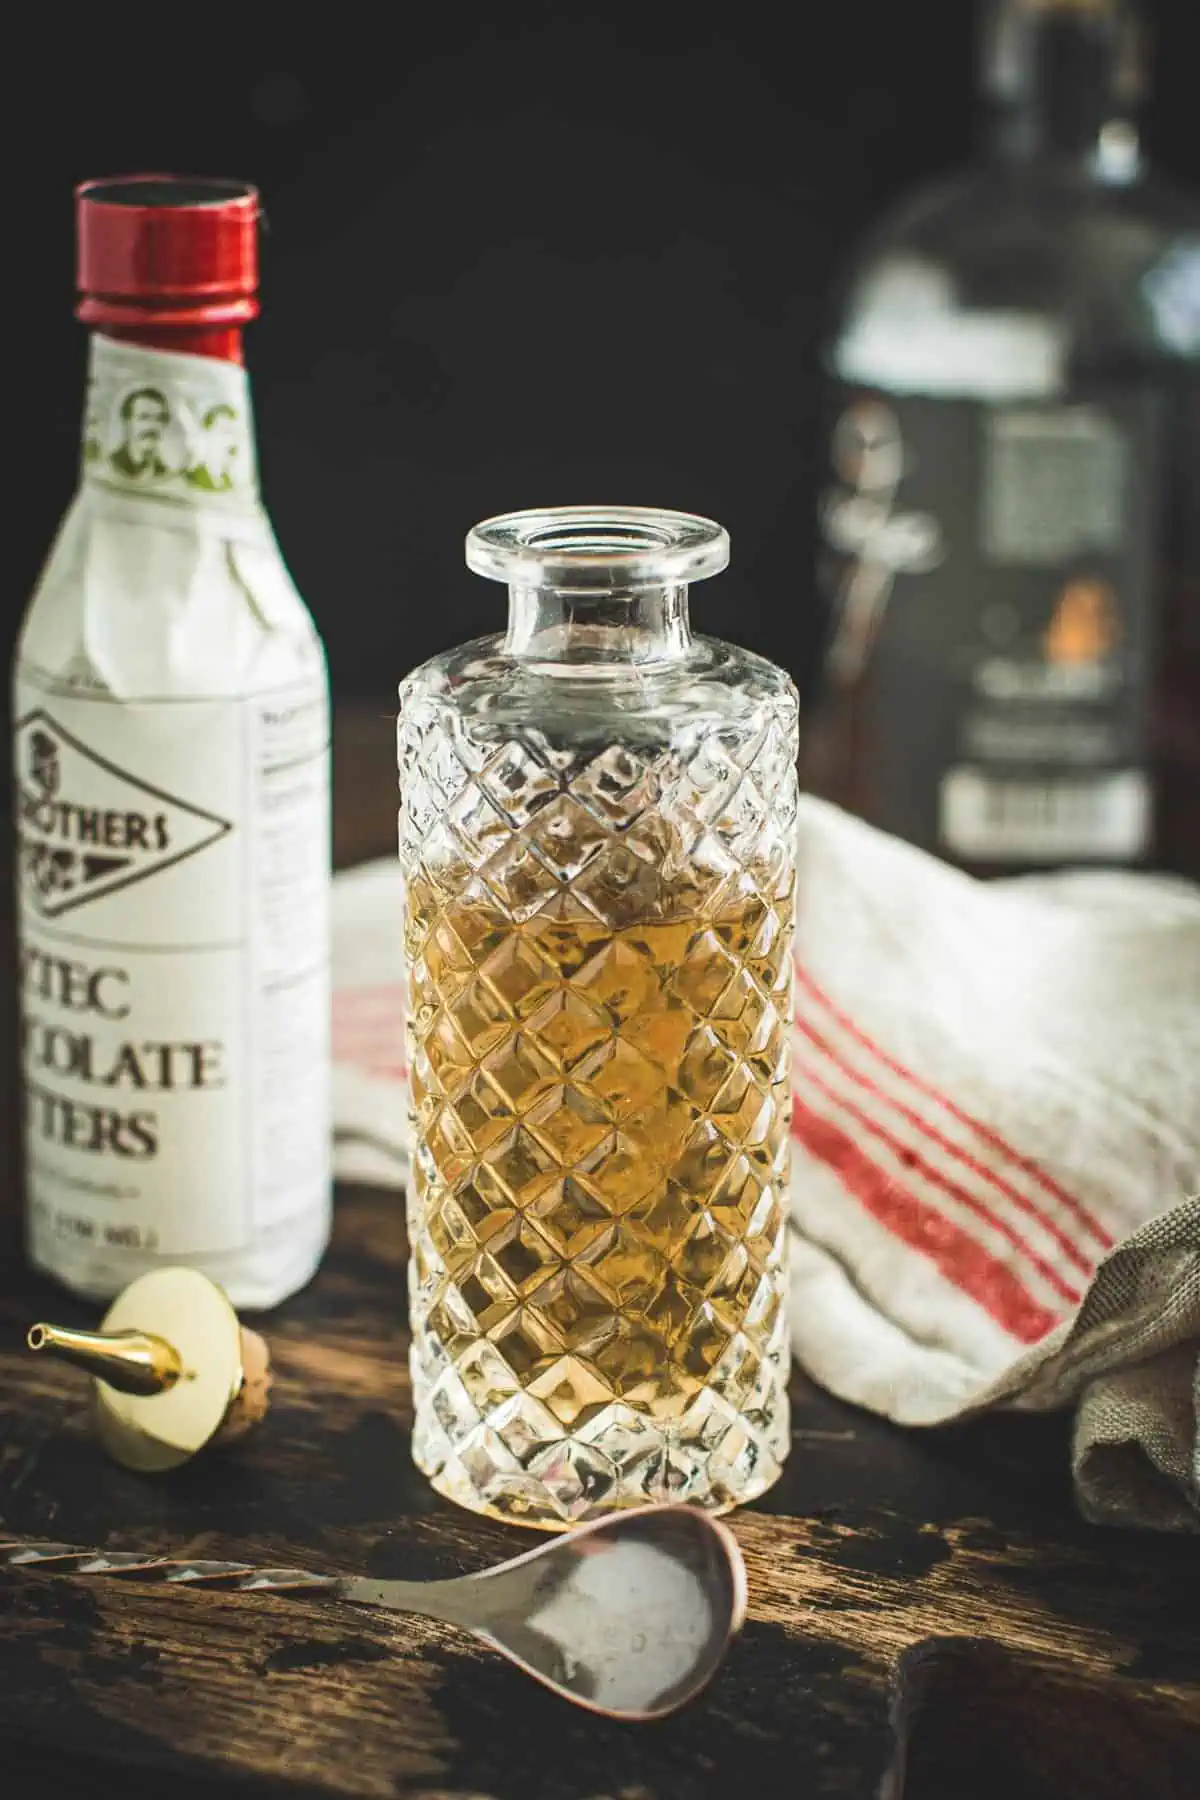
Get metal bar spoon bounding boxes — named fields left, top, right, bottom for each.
left=0, top=1504, right=747, bottom=1721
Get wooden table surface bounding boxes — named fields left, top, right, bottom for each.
left=1, top=706, right=1197, bottom=1800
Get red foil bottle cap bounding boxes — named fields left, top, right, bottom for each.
left=76, top=175, right=260, bottom=329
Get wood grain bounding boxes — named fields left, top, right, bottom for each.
left=3, top=1185, right=1199, bottom=1799
left=883, top=1639, right=1200, bottom=1800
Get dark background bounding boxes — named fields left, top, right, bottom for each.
left=7, top=0, right=1199, bottom=704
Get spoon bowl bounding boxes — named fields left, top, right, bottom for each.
left=343, top=1503, right=748, bottom=1719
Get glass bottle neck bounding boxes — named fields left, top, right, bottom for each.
left=989, top=99, right=1141, bottom=180
left=983, top=2, right=1144, bottom=181
left=504, top=584, right=693, bottom=665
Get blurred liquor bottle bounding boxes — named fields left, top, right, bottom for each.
left=805, top=0, right=1200, bottom=878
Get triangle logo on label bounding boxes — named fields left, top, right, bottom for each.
left=14, top=708, right=233, bottom=920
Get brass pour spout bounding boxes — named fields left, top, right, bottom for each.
left=27, top=1323, right=183, bottom=1397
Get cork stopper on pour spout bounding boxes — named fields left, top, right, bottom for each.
left=27, top=1266, right=271, bottom=1473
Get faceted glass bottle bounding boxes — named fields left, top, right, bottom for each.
left=806, top=0, right=1200, bottom=879
left=397, top=507, right=798, bottom=1528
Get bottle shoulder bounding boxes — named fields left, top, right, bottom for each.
left=853, top=161, right=1200, bottom=260
left=18, top=488, right=327, bottom=703
left=398, top=632, right=799, bottom=747
left=833, top=162, right=1200, bottom=379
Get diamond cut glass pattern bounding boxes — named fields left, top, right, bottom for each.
left=398, top=507, right=799, bottom=1528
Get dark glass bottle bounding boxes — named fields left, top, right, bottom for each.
left=805, top=0, right=1200, bottom=878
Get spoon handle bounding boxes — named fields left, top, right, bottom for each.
left=0, top=1536, right=339, bottom=1595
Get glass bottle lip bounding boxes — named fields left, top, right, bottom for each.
left=465, top=505, right=730, bottom=592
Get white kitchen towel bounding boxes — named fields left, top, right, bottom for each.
left=332, top=801, right=1200, bottom=1531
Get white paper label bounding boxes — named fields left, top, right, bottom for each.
left=939, top=766, right=1151, bottom=862
left=14, top=672, right=330, bottom=1260
left=84, top=333, right=258, bottom=504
